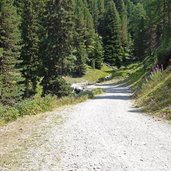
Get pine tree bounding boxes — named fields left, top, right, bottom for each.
left=0, top=0, right=24, bottom=105
left=103, top=0, right=122, bottom=68
left=97, top=0, right=105, bottom=31
left=74, top=41, right=87, bottom=76
left=120, top=0, right=128, bottom=48
left=84, top=6, right=96, bottom=61
left=74, top=0, right=87, bottom=76
left=114, top=0, right=123, bottom=13
left=87, top=0, right=99, bottom=30
left=94, top=34, right=104, bottom=69
left=119, top=0, right=129, bottom=64
left=41, top=0, right=74, bottom=96
left=84, top=4, right=104, bottom=69
left=132, top=3, right=146, bottom=60
left=20, top=0, right=40, bottom=97
left=13, top=0, right=24, bottom=15
left=74, top=1, right=104, bottom=71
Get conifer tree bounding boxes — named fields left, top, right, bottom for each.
left=103, top=0, right=122, bottom=68
left=84, top=4, right=104, bottom=69
left=120, top=0, right=129, bottom=63
left=41, top=0, right=74, bottom=96
left=97, top=0, right=105, bottom=31
left=120, top=0, right=128, bottom=48
left=13, top=0, right=24, bottom=15
left=75, top=1, right=104, bottom=71
left=20, top=0, right=40, bottom=97
left=0, top=0, right=24, bottom=105
left=74, top=0, right=87, bottom=76
left=94, top=34, right=104, bottom=69
left=131, top=3, right=146, bottom=60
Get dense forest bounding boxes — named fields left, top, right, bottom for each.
left=0, top=0, right=171, bottom=111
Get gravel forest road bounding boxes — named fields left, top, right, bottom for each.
left=1, top=83, right=171, bottom=171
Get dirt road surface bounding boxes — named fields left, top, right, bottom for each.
left=1, top=84, right=171, bottom=171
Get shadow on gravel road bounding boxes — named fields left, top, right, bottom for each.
left=105, top=88, right=132, bottom=94
left=93, top=95, right=130, bottom=100
left=128, top=107, right=141, bottom=113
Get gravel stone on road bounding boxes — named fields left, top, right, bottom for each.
left=1, top=83, right=171, bottom=171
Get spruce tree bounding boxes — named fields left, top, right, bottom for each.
left=84, top=4, right=104, bottom=69
left=74, top=0, right=104, bottom=71
left=13, top=0, right=24, bottom=15
left=103, top=0, right=122, bottom=68
left=0, top=0, right=24, bottom=105
left=120, top=0, right=128, bottom=48
left=74, top=0, right=87, bottom=76
left=94, top=34, right=104, bottom=69
left=120, top=0, right=129, bottom=64
left=20, top=0, right=40, bottom=97
left=131, top=3, right=146, bottom=60
left=97, top=0, right=105, bottom=31
left=41, top=0, right=74, bottom=96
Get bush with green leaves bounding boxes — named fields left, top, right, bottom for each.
left=45, top=77, right=72, bottom=97
left=0, top=95, right=56, bottom=122
left=16, top=96, right=56, bottom=116
left=0, top=88, right=103, bottom=123
left=79, top=88, right=103, bottom=99
left=148, top=65, right=163, bottom=82
left=0, top=105, right=19, bottom=122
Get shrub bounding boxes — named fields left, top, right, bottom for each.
left=0, top=88, right=103, bottom=123
left=38, top=95, right=56, bottom=111
left=0, top=105, right=19, bottom=122
left=16, top=96, right=56, bottom=116
left=46, top=77, right=72, bottom=97
left=148, top=65, right=163, bottom=82
left=79, top=90, right=94, bottom=98
left=17, top=98, right=43, bottom=116
left=79, top=88, right=103, bottom=99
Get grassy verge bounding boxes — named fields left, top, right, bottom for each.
left=112, top=60, right=171, bottom=120
left=135, top=72, right=171, bottom=119
left=0, top=88, right=103, bottom=125
left=64, top=64, right=113, bottom=84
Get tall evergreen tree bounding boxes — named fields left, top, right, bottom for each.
left=94, top=34, right=104, bottom=69
left=20, top=0, right=40, bottom=97
left=84, top=4, right=104, bottom=69
left=41, top=0, right=74, bottom=96
left=74, top=0, right=87, bottom=76
left=0, top=0, right=24, bottom=105
left=128, top=2, right=146, bottom=60
left=120, top=0, right=128, bottom=47
left=75, top=1, right=104, bottom=70
left=102, top=0, right=123, bottom=68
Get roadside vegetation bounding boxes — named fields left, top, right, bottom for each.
left=112, top=59, right=171, bottom=120
left=135, top=69, right=171, bottom=120
left=0, top=88, right=103, bottom=125
left=64, top=65, right=113, bottom=84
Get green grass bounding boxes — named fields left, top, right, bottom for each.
left=111, top=62, right=147, bottom=89
left=112, top=60, right=171, bottom=120
left=64, top=64, right=113, bottom=84
left=0, top=95, right=57, bottom=123
left=136, top=72, right=171, bottom=119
